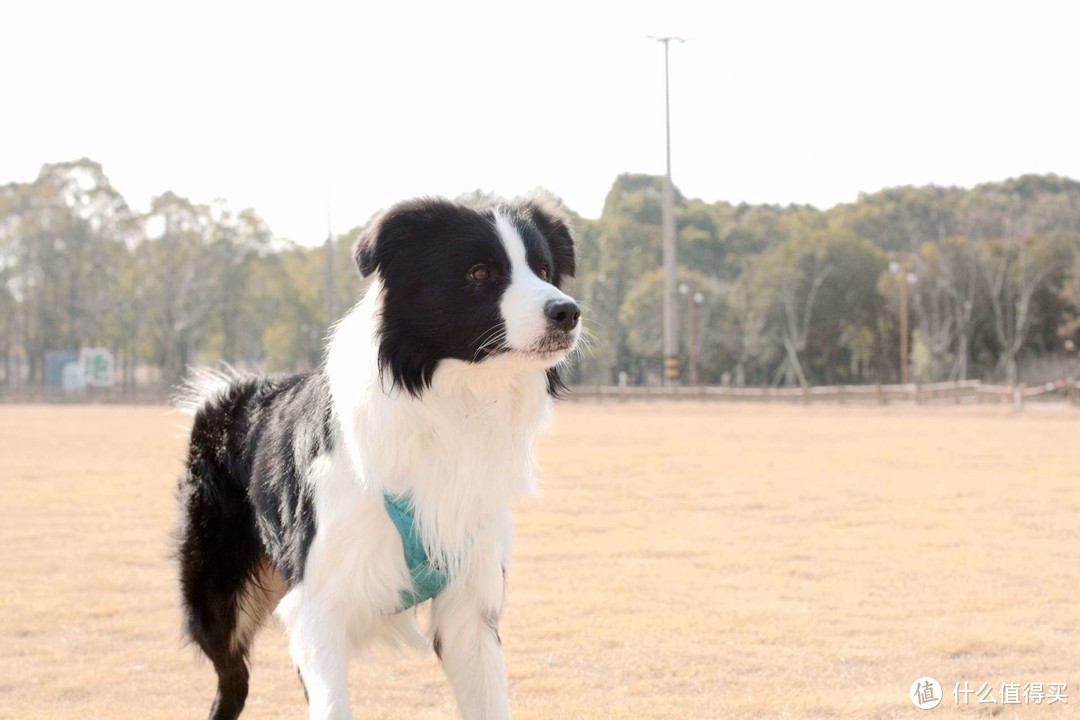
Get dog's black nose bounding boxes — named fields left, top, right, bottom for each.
left=545, top=300, right=580, bottom=333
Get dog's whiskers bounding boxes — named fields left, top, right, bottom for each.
left=472, top=324, right=509, bottom=360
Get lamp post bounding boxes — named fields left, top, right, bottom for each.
left=889, top=255, right=917, bottom=384
left=679, top=283, right=705, bottom=386
left=651, top=36, right=685, bottom=385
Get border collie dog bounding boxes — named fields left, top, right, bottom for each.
left=175, top=196, right=579, bottom=720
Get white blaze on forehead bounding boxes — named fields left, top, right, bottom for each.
left=493, top=211, right=531, bottom=275
left=492, top=210, right=572, bottom=351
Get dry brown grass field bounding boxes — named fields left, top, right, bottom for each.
left=1, top=401, right=1077, bottom=719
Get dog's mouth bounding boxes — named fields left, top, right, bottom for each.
left=476, top=338, right=574, bottom=362
left=475, top=346, right=506, bottom=359
left=516, top=345, right=571, bottom=360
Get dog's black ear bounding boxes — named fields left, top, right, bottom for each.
left=353, top=198, right=444, bottom=278
left=353, top=211, right=387, bottom=278
left=522, top=194, right=576, bottom=281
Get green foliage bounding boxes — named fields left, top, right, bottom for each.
left=573, top=172, right=1080, bottom=386
left=2, top=160, right=1080, bottom=390
left=618, top=267, right=726, bottom=382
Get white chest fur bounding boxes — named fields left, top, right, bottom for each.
left=324, top=282, right=552, bottom=582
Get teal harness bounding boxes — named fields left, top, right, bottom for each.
left=383, top=493, right=449, bottom=610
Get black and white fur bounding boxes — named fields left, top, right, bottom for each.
left=175, top=196, right=580, bottom=720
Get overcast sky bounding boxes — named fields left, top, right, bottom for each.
left=3, top=0, right=1078, bottom=245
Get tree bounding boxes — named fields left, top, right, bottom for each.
left=752, top=232, right=831, bottom=387
left=618, top=267, right=725, bottom=384
left=721, top=270, right=774, bottom=387
left=4, top=158, right=1080, bottom=392
left=140, top=193, right=229, bottom=384
left=909, top=238, right=983, bottom=381
left=1060, top=252, right=1080, bottom=347
left=0, top=159, right=134, bottom=383
left=977, top=233, right=1077, bottom=383
left=573, top=175, right=667, bottom=383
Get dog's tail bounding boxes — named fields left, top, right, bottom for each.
left=172, top=364, right=253, bottom=416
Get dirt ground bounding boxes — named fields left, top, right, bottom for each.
left=1, top=401, right=1077, bottom=719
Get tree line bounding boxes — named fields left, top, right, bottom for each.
left=2, top=158, right=1079, bottom=392
left=572, top=173, right=1080, bottom=387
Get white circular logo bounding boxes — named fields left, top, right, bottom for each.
left=910, top=677, right=942, bottom=709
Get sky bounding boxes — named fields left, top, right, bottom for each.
left=3, top=0, right=1078, bottom=245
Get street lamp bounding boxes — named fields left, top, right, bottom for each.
left=651, top=36, right=685, bottom=385
left=888, top=255, right=917, bottom=384
left=679, top=283, right=705, bottom=386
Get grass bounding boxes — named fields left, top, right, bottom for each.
left=0, top=402, right=1077, bottom=718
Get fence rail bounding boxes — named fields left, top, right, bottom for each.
left=0, top=385, right=171, bottom=404
left=569, top=380, right=1080, bottom=407
left=2, top=380, right=1078, bottom=407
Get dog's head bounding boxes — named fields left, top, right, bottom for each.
left=353, top=196, right=579, bottom=396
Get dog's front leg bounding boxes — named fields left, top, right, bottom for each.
left=431, top=565, right=509, bottom=720
left=280, top=593, right=354, bottom=720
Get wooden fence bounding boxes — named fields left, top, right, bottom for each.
left=3, top=379, right=1078, bottom=407
left=569, top=379, right=1080, bottom=407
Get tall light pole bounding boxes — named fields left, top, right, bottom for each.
left=680, top=283, right=705, bottom=386
left=651, top=36, right=685, bottom=385
left=899, top=255, right=909, bottom=385
left=889, top=253, right=914, bottom=384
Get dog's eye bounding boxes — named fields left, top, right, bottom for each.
left=467, top=264, right=490, bottom=283
left=538, top=264, right=551, bottom=281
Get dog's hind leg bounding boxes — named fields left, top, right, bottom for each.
left=206, top=650, right=250, bottom=720
left=179, top=554, right=255, bottom=720
left=208, top=565, right=285, bottom=719
left=182, top=564, right=285, bottom=719
left=177, top=467, right=278, bottom=720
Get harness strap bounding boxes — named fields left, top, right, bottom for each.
left=383, top=493, right=449, bottom=610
